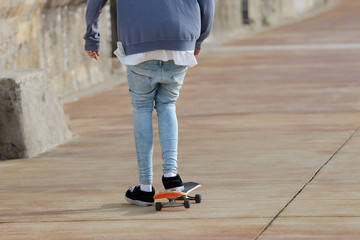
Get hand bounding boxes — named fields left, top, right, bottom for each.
left=194, top=49, right=201, bottom=56
left=86, top=50, right=100, bottom=60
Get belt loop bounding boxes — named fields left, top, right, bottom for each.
left=159, top=61, right=163, bottom=67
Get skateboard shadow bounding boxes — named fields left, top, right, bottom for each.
left=0, top=202, right=157, bottom=221
left=100, top=202, right=157, bottom=216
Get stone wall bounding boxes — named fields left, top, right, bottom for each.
left=0, top=0, right=335, bottom=99
left=0, top=69, right=73, bottom=160
left=210, top=0, right=334, bottom=43
left=0, top=0, right=113, bottom=98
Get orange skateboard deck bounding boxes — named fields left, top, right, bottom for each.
left=154, top=182, right=201, bottom=211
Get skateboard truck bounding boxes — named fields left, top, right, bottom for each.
left=154, top=182, right=201, bottom=211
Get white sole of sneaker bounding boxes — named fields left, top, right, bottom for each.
left=125, top=196, right=154, bottom=207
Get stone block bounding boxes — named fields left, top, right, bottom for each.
left=0, top=69, right=73, bottom=160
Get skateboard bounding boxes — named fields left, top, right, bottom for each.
left=154, top=182, right=201, bottom=211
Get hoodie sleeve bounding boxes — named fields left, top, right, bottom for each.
left=195, top=0, right=215, bottom=50
left=83, top=0, right=109, bottom=51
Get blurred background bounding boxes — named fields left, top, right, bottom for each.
left=0, top=0, right=333, bottom=101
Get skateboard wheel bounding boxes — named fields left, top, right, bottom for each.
left=184, top=199, right=190, bottom=209
left=195, top=194, right=202, bottom=203
left=155, top=202, right=162, bottom=211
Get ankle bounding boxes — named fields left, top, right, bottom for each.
left=140, top=184, right=153, bottom=192
left=164, top=172, right=177, bottom=178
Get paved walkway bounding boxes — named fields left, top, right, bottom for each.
left=1, top=0, right=360, bottom=239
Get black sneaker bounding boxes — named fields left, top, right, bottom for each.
left=162, top=174, right=184, bottom=192
left=125, top=185, right=155, bottom=206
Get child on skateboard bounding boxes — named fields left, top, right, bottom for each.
left=84, top=0, right=215, bottom=206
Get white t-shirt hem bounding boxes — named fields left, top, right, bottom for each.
left=114, top=42, right=198, bottom=68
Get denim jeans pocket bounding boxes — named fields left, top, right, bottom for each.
left=129, top=69, right=152, bottom=79
left=170, top=67, right=188, bottom=84
left=127, top=66, right=155, bottom=96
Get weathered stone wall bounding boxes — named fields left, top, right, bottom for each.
left=0, top=0, right=113, bottom=98
left=210, top=0, right=334, bottom=43
left=0, top=0, right=335, bottom=99
left=0, top=69, right=73, bottom=160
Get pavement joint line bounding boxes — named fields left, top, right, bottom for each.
left=272, top=216, right=360, bottom=218
left=179, top=110, right=360, bottom=120
left=254, top=126, right=360, bottom=240
left=0, top=217, right=273, bottom=224
left=212, top=43, right=360, bottom=52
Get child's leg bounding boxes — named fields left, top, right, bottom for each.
left=127, top=63, right=158, bottom=185
left=155, top=62, right=188, bottom=175
left=156, top=102, right=178, bottom=175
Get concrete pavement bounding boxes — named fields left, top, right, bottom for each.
left=1, top=0, right=360, bottom=239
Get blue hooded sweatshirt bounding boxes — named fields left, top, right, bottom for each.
left=84, top=0, right=215, bottom=55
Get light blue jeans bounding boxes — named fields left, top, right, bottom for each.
left=127, top=60, right=188, bottom=185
